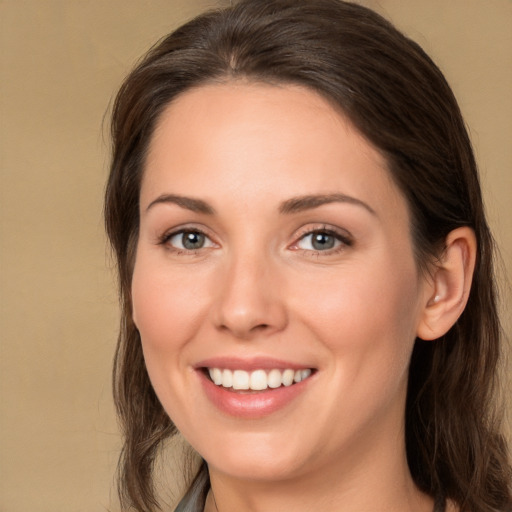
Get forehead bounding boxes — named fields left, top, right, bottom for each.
left=147, top=81, right=381, bottom=167
left=142, top=82, right=407, bottom=225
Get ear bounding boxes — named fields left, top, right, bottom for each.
left=416, top=227, right=477, bottom=341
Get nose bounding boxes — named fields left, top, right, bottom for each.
left=212, top=250, right=288, bottom=340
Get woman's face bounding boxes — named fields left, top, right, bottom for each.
left=132, top=83, right=431, bottom=482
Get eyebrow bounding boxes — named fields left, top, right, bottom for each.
left=146, top=194, right=216, bottom=214
left=145, top=192, right=375, bottom=216
left=279, top=193, right=376, bottom=216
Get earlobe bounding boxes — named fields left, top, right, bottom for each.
left=416, top=227, right=477, bottom=341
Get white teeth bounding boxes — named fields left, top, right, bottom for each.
left=207, top=367, right=313, bottom=391
left=267, top=369, right=282, bottom=389
left=250, top=369, right=268, bottom=391
left=222, top=369, right=233, bottom=388
left=210, top=368, right=222, bottom=385
left=293, top=369, right=312, bottom=383
left=301, top=369, right=312, bottom=380
left=282, top=369, right=295, bottom=387
left=232, top=370, right=250, bottom=390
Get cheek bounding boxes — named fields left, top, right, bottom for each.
left=130, top=253, right=212, bottom=425
left=292, top=257, right=422, bottom=383
left=297, top=262, right=418, bottom=331
left=131, top=253, right=209, bottom=363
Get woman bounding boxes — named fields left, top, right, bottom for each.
left=104, top=1, right=512, bottom=511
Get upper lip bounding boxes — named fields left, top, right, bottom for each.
left=194, top=356, right=315, bottom=372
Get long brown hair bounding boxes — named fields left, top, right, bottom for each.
left=104, top=1, right=512, bottom=510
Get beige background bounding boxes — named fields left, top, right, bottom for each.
left=0, top=1, right=510, bottom=511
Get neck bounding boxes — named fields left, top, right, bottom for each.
left=206, top=461, right=432, bottom=512
left=204, top=411, right=433, bottom=512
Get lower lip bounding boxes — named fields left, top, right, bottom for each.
left=198, top=371, right=313, bottom=419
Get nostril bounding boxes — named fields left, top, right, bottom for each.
left=251, top=323, right=270, bottom=331
left=218, top=322, right=270, bottom=339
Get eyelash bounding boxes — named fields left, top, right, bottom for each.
left=157, top=225, right=353, bottom=256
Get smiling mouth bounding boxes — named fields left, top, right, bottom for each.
left=205, top=368, right=314, bottom=391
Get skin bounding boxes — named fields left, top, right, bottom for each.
left=132, top=82, right=474, bottom=512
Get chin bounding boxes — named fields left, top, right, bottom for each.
left=208, top=452, right=305, bottom=482
left=197, top=431, right=311, bottom=482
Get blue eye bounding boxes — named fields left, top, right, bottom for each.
left=166, top=230, right=214, bottom=251
left=296, top=230, right=347, bottom=251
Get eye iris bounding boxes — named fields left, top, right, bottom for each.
left=182, top=232, right=205, bottom=250
left=312, top=232, right=335, bottom=250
